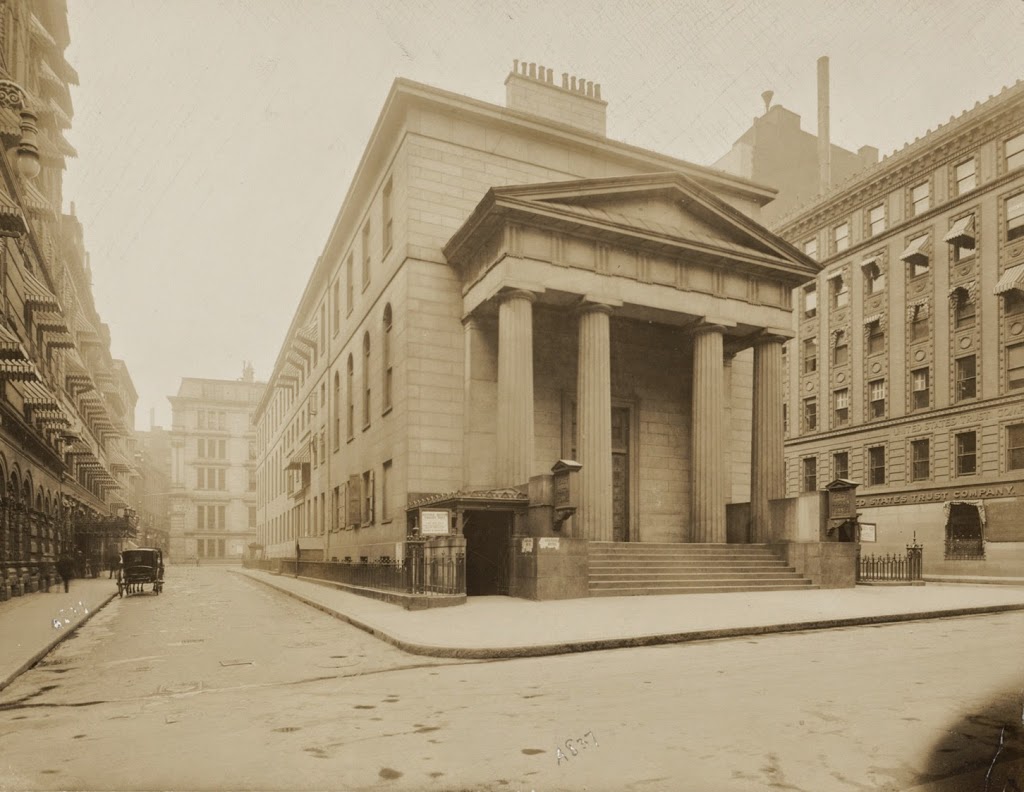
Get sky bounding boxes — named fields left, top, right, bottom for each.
left=61, top=0, right=1024, bottom=429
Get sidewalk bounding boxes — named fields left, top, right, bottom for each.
left=0, top=578, right=116, bottom=692
left=236, top=568, right=1024, bottom=659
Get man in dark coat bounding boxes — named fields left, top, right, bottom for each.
left=56, top=554, right=74, bottom=593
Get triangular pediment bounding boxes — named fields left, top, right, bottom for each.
left=444, top=172, right=819, bottom=283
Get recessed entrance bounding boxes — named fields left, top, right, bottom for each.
left=612, top=406, right=631, bottom=542
left=463, top=510, right=512, bottom=595
left=944, top=502, right=984, bottom=560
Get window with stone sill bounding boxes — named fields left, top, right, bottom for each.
left=909, top=305, right=928, bottom=343
left=911, top=438, right=930, bottom=481
left=1007, top=193, right=1024, bottom=242
left=955, top=431, right=977, bottom=476
left=954, top=158, right=977, bottom=195
left=868, top=446, right=886, bottom=485
left=803, top=397, right=817, bottom=432
left=863, top=261, right=885, bottom=294
left=803, top=337, right=818, bottom=374
left=911, top=182, right=930, bottom=216
left=955, top=355, right=977, bottom=401
left=1004, top=289, right=1024, bottom=316
left=833, top=222, right=850, bottom=254
left=911, top=367, right=930, bottom=410
left=868, top=204, right=886, bottom=237
left=833, top=451, right=849, bottom=480
left=833, top=331, right=848, bottom=366
left=804, top=238, right=818, bottom=261
left=866, top=321, right=885, bottom=355
left=802, top=457, right=817, bottom=492
left=868, top=379, right=886, bottom=419
left=832, top=388, right=849, bottom=427
left=953, top=290, right=976, bottom=330
left=829, top=273, right=848, bottom=309
left=803, top=284, right=817, bottom=318
left=1006, top=132, right=1024, bottom=172
left=1007, top=342, right=1024, bottom=391
left=1007, top=423, right=1024, bottom=470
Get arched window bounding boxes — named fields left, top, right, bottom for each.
left=346, top=354, right=354, bottom=440
left=382, top=304, right=393, bottom=413
left=362, top=332, right=371, bottom=429
left=333, top=371, right=341, bottom=450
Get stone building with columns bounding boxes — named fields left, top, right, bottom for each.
left=254, top=63, right=827, bottom=599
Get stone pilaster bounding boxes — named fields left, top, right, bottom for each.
left=691, top=324, right=727, bottom=543
left=576, top=302, right=614, bottom=541
left=496, top=290, right=536, bottom=487
left=750, top=335, right=786, bottom=543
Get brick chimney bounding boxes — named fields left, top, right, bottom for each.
left=504, top=60, right=607, bottom=136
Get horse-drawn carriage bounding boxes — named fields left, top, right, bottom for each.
left=117, top=548, right=164, bottom=596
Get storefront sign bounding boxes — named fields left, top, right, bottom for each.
left=538, top=537, right=560, bottom=550
left=520, top=537, right=534, bottom=553
left=858, top=484, right=1016, bottom=508
left=419, top=509, right=451, bottom=536
left=859, top=522, right=877, bottom=542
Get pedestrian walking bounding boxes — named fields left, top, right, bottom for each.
left=56, top=554, right=74, bottom=593
left=107, top=550, right=120, bottom=579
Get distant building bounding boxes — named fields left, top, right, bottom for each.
left=133, top=425, right=171, bottom=552
left=713, top=57, right=879, bottom=227
left=252, top=62, right=823, bottom=600
left=768, top=81, right=1024, bottom=576
left=167, top=366, right=265, bottom=562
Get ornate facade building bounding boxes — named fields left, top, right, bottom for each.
left=253, top=63, right=828, bottom=600
left=770, top=81, right=1024, bottom=576
left=0, top=0, right=140, bottom=599
left=167, top=367, right=264, bottom=562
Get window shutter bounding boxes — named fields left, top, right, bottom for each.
left=368, top=470, right=375, bottom=524
left=347, top=474, right=361, bottom=527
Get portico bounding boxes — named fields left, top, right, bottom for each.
left=444, top=172, right=816, bottom=546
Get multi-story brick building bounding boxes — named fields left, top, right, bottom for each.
left=254, top=63, right=825, bottom=599
left=769, top=82, right=1024, bottom=576
left=168, top=367, right=264, bottom=562
left=0, top=1, right=140, bottom=598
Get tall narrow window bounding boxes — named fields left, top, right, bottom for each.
left=869, top=379, right=886, bottom=419
left=333, top=371, right=341, bottom=450
left=954, top=159, right=976, bottom=194
left=346, top=253, right=354, bottom=314
left=832, top=388, right=849, bottom=427
left=1007, top=193, right=1024, bottom=242
left=1008, top=424, right=1024, bottom=470
left=803, top=284, right=817, bottom=318
left=909, top=304, right=928, bottom=343
left=332, top=279, right=340, bottom=334
left=830, top=273, right=848, bottom=309
left=955, top=431, right=977, bottom=476
left=802, top=337, right=818, bottom=374
left=346, top=354, right=354, bottom=440
left=802, top=457, right=817, bottom=492
left=868, top=446, right=886, bottom=485
left=803, top=238, right=818, bottom=261
left=911, top=368, right=930, bottom=410
left=866, top=320, right=885, bottom=355
left=911, top=439, right=930, bottom=481
left=956, top=355, right=977, bottom=401
left=833, top=222, right=850, bottom=254
left=1004, top=290, right=1024, bottom=317
left=382, top=304, right=393, bottom=413
left=319, top=302, right=327, bottom=356
left=362, top=332, right=371, bottom=429
left=361, top=222, right=372, bottom=290
left=833, top=331, right=848, bottom=366
left=863, top=259, right=885, bottom=294
left=911, top=182, right=930, bottom=216
left=953, top=289, right=976, bottom=329
left=803, top=397, right=817, bottom=432
left=1007, top=342, right=1024, bottom=391
left=1006, top=132, right=1024, bottom=171
left=382, top=177, right=393, bottom=254
left=381, top=459, right=392, bottom=522
left=833, top=451, right=849, bottom=480
left=868, top=204, right=886, bottom=236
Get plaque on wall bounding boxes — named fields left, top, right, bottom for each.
left=521, top=537, right=534, bottom=553
left=419, top=509, right=451, bottom=536
left=859, top=522, right=877, bottom=542
left=538, top=537, right=560, bottom=550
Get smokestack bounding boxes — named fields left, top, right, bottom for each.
left=817, top=56, right=831, bottom=195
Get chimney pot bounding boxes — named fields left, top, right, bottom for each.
left=577, top=75, right=585, bottom=93
left=571, top=76, right=577, bottom=91
left=547, top=68, right=553, bottom=83
left=562, top=72, right=569, bottom=88
left=513, top=59, right=519, bottom=72
left=529, top=62, right=536, bottom=79
left=594, top=83, right=601, bottom=99
left=586, top=81, right=594, bottom=97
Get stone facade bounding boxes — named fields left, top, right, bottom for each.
left=168, top=370, right=264, bottom=562
left=254, top=64, right=814, bottom=597
left=771, top=81, right=1024, bottom=576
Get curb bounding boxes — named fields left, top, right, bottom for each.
left=0, top=589, right=118, bottom=693
left=237, top=570, right=1024, bottom=660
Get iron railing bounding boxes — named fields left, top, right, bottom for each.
left=244, top=553, right=465, bottom=596
left=857, top=544, right=923, bottom=582
left=944, top=536, right=985, bottom=561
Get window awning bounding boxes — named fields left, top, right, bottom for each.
left=0, top=323, right=27, bottom=359
left=863, top=314, right=882, bottom=325
left=22, top=380, right=58, bottom=408
left=21, top=269, right=60, bottom=311
left=285, top=445, right=311, bottom=470
left=0, top=359, right=39, bottom=381
left=29, top=13, right=57, bottom=48
left=294, top=319, right=318, bottom=348
left=0, top=188, right=27, bottom=238
left=900, top=235, right=931, bottom=263
left=994, top=263, right=1024, bottom=295
left=860, top=255, right=884, bottom=272
left=33, top=311, right=69, bottom=333
left=944, top=214, right=975, bottom=246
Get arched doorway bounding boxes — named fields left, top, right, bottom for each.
left=944, top=501, right=984, bottom=560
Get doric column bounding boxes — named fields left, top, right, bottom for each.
left=576, top=302, right=614, bottom=541
left=496, top=290, right=536, bottom=487
left=691, top=324, right=727, bottom=543
left=750, top=334, right=786, bottom=543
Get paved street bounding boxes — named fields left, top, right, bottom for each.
left=1, top=568, right=1022, bottom=791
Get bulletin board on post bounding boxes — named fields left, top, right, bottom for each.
left=418, top=508, right=452, bottom=536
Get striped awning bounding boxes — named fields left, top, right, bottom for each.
left=47, top=97, right=72, bottom=129
left=294, top=319, right=318, bottom=348
left=0, top=106, right=21, bottom=144
left=994, top=263, right=1024, bottom=295
left=21, top=380, right=58, bottom=408
left=0, top=190, right=27, bottom=238
left=39, top=59, right=63, bottom=88
left=44, top=332, right=76, bottom=351
left=65, top=440, right=95, bottom=456
left=33, top=311, right=69, bottom=333
left=20, top=180, right=54, bottom=216
left=285, top=444, right=311, bottom=470
left=863, top=314, right=882, bottom=325
left=900, top=235, right=931, bottom=263
left=944, top=214, right=976, bottom=245
left=55, top=133, right=77, bottom=158
left=29, top=13, right=57, bottom=48
left=21, top=269, right=60, bottom=311
left=0, top=359, right=39, bottom=381
left=0, top=323, right=27, bottom=359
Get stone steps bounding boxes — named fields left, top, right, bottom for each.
left=587, top=542, right=814, bottom=596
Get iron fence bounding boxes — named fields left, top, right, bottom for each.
left=857, top=544, right=923, bottom=582
left=244, top=553, right=465, bottom=596
left=944, top=537, right=985, bottom=561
